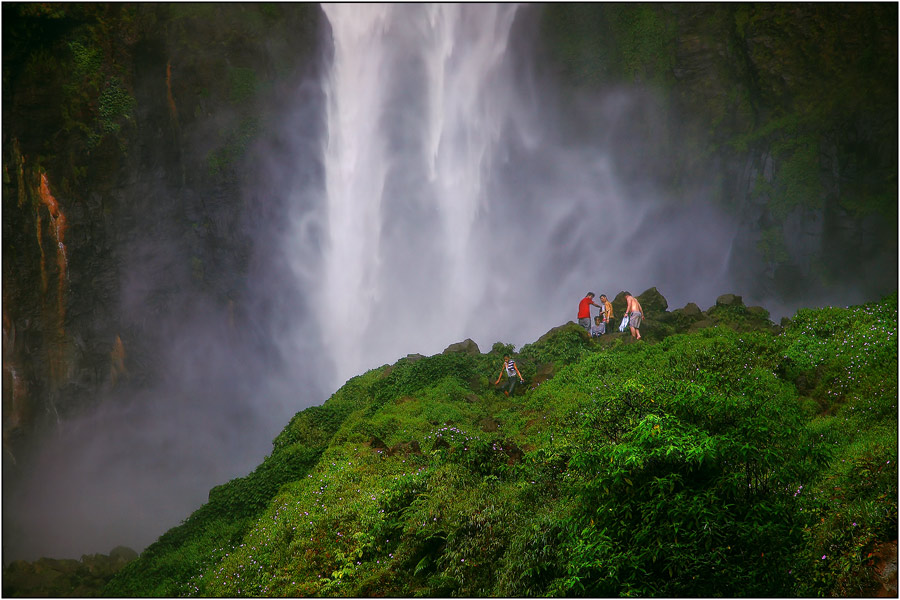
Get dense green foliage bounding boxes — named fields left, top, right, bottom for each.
left=105, top=295, right=897, bottom=597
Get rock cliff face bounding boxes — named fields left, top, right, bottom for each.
left=2, top=4, right=324, bottom=471
left=539, top=3, right=897, bottom=302
left=2, top=4, right=896, bottom=481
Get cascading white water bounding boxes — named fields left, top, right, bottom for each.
left=307, top=2, right=739, bottom=389
left=317, top=3, right=524, bottom=384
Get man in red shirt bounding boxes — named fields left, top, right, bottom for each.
left=578, top=292, right=602, bottom=332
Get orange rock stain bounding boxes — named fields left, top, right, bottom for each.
left=38, top=172, right=68, bottom=323
left=166, top=60, right=178, bottom=121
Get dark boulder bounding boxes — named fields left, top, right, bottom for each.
left=442, top=338, right=480, bottom=355
left=612, top=291, right=628, bottom=319
left=108, top=546, right=138, bottom=564
left=714, top=293, right=743, bottom=308
left=530, top=363, right=556, bottom=386
left=637, top=287, right=669, bottom=315
left=498, top=439, right=524, bottom=465
left=535, top=321, right=590, bottom=345
left=707, top=295, right=778, bottom=333
left=681, top=302, right=702, bottom=317
left=747, top=305, right=770, bottom=320
left=665, top=302, right=707, bottom=333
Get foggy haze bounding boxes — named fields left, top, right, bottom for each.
left=4, top=3, right=885, bottom=564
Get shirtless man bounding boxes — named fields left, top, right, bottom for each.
left=624, top=291, right=644, bottom=340
left=599, top=294, right=613, bottom=334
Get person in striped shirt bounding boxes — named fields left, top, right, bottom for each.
left=494, top=355, right=524, bottom=396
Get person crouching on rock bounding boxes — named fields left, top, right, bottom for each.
left=591, top=315, right=605, bottom=337
left=495, top=355, right=524, bottom=396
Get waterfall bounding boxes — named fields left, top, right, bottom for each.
left=315, top=4, right=523, bottom=384
left=300, top=2, right=739, bottom=389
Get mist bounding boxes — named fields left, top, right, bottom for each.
left=292, top=3, right=745, bottom=386
left=4, top=3, right=884, bottom=563
left=3, top=295, right=325, bottom=560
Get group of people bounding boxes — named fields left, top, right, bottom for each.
left=494, top=290, right=645, bottom=397
left=578, top=291, right=643, bottom=341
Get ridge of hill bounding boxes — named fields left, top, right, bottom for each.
left=10, top=290, right=899, bottom=597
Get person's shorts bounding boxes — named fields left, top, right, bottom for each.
left=628, top=311, right=642, bottom=328
left=578, top=317, right=591, bottom=331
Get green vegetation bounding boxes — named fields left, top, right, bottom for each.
left=105, top=294, right=897, bottom=597
left=97, top=77, right=136, bottom=135
left=539, top=4, right=675, bottom=87
left=62, top=29, right=136, bottom=152
left=206, top=117, right=259, bottom=176
left=539, top=3, right=897, bottom=283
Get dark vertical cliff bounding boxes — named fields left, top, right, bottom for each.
left=3, top=3, right=324, bottom=473
left=538, top=3, right=897, bottom=302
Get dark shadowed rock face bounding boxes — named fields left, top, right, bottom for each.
left=715, top=293, right=743, bottom=308
left=681, top=302, right=702, bottom=316
left=637, top=287, right=668, bottom=315
left=2, top=3, right=324, bottom=470
left=536, top=322, right=591, bottom=345
left=443, top=339, right=481, bottom=355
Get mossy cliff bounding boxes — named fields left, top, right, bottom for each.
left=3, top=3, right=323, bottom=468
left=540, top=3, right=897, bottom=300
left=89, top=292, right=896, bottom=597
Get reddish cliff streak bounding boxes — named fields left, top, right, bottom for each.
left=166, top=60, right=178, bottom=122
left=36, top=172, right=70, bottom=385
left=38, top=172, right=68, bottom=323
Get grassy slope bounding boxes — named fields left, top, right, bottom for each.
left=105, top=294, right=897, bottom=597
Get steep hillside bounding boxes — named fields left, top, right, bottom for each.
left=101, top=292, right=898, bottom=597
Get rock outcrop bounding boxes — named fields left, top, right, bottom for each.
left=442, top=339, right=481, bottom=355
left=595, top=287, right=778, bottom=343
